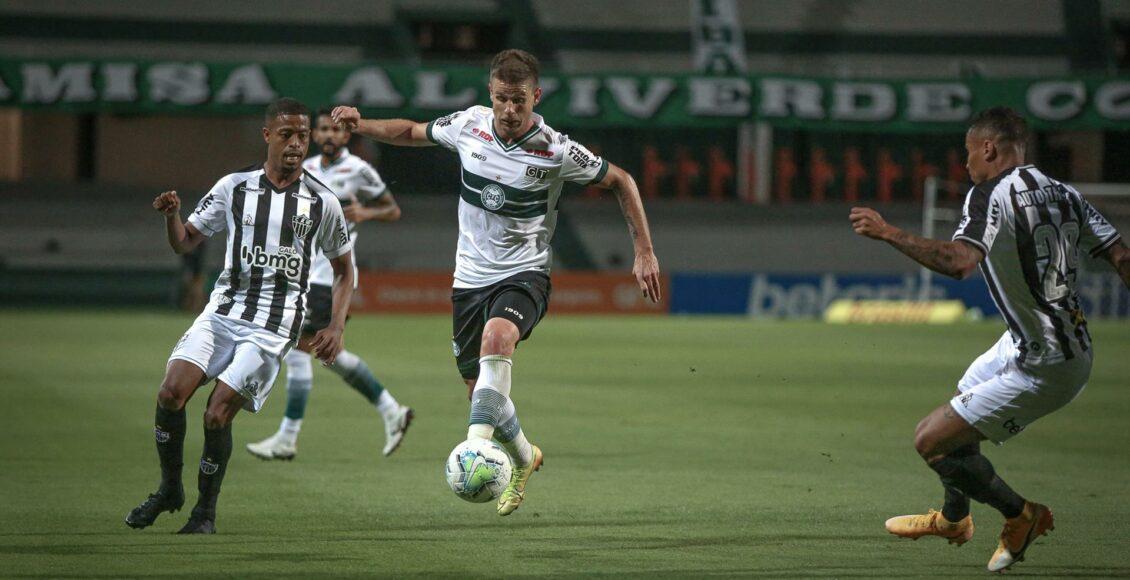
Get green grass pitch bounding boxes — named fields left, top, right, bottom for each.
left=1, top=309, right=1128, bottom=578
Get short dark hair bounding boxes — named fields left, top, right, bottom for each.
left=265, top=98, right=310, bottom=123
left=489, top=49, right=540, bottom=86
left=968, top=106, right=1028, bottom=148
left=315, top=107, right=335, bottom=121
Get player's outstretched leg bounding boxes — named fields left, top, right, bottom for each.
left=327, top=349, right=412, bottom=456
left=246, top=349, right=310, bottom=460
left=885, top=443, right=977, bottom=545
left=126, top=361, right=201, bottom=529
left=179, top=384, right=242, bottom=534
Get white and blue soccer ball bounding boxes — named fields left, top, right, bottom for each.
left=444, top=438, right=512, bottom=503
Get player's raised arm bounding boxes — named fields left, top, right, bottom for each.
left=153, top=190, right=206, bottom=255
left=331, top=106, right=431, bottom=147
left=850, top=206, right=983, bottom=280
left=593, top=163, right=662, bottom=302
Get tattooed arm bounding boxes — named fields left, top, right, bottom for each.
left=592, top=163, right=662, bottom=302
left=850, top=206, right=983, bottom=280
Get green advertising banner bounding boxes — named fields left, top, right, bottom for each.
left=1, top=59, right=1128, bottom=132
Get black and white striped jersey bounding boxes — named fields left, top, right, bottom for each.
left=953, top=165, right=1122, bottom=364
left=187, top=164, right=352, bottom=339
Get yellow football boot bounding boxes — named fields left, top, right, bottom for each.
left=884, top=509, right=975, bottom=545
left=987, top=502, right=1054, bottom=572
left=497, top=445, right=543, bottom=516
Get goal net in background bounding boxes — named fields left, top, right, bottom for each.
left=920, top=176, right=1130, bottom=319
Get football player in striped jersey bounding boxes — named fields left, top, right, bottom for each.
left=126, top=98, right=355, bottom=534
left=851, top=106, right=1128, bottom=572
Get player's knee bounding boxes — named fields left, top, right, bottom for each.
left=480, top=322, right=518, bottom=356
left=157, top=381, right=189, bottom=411
left=913, top=427, right=940, bottom=461
left=203, top=406, right=233, bottom=430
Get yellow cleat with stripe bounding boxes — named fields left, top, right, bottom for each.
left=497, top=445, right=543, bottom=516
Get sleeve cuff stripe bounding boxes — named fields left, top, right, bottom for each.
left=323, top=244, right=353, bottom=260
left=588, top=160, right=610, bottom=185
left=1090, top=234, right=1122, bottom=257
left=953, top=235, right=989, bottom=255
left=425, top=120, right=437, bottom=144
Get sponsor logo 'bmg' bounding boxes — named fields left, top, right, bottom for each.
left=241, top=245, right=303, bottom=278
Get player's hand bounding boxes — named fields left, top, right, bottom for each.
left=153, top=190, right=181, bottom=216
left=310, top=324, right=344, bottom=366
left=343, top=203, right=369, bottom=223
left=330, top=106, right=361, bottom=132
left=633, top=250, right=662, bottom=303
left=850, top=206, right=893, bottom=241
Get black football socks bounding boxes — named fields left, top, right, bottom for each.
left=194, top=423, right=233, bottom=518
left=930, top=445, right=1025, bottom=520
left=154, top=404, right=186, bottom=492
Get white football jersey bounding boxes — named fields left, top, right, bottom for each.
left=427, top=105, right=608, bottom=288
left=301, top=148, right=387, bottom=287
left=187, top=164, right=352, bottom=339
left=953, top=165, right=1121, bottom=364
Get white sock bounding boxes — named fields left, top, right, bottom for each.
left=501, top=429, right=533, bottom=466
left=495, top=399, right=533, bottom=465
left=467, top=355, right=512, bottom=440
left=467, top=424, right=493, bottom=440
left=377, top=390, right=399, bottom=423
left=279, top=417, right=302, bottom=444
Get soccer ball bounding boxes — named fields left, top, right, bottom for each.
left=444, top=438, right=512, bottom=503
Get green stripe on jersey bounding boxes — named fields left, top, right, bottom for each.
left=460, top=186, right=548, bottom=218
left=459, top=168, right=548, bottom=218
left=461, top=168, right=548, bottom=204
left=426, top=120, right=437, bottom=144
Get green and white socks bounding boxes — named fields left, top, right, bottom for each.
left=467, top=355, right=533, bottom=466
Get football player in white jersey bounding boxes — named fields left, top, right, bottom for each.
left=127, top=98, right=355, bottom=534
left=247, top=108, right=412, bottom=461
left=332, top=49, right=662, bottom=516
left=851, top=107, right=1129, bottom=572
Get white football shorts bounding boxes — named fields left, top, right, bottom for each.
left=168, top=311, right=293, bottom=412
left=949, top=331, right=1091, bottom=444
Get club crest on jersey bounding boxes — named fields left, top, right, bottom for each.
left=243, top=213, right=254, bottom=226
left=481, top=184, right=506, bottom=211
left=292, top=214, right=313, bottom=239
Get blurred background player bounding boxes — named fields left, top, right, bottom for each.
left=126, top=98, right=355, bottom=534
left=332, top=48, right=662, bottom=516
left=850, top=107, right=1129, bottom=573
left=247, top=108, right=412, bottom=461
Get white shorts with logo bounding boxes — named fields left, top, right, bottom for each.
left=168, top=311, right=293, bottom=412
left=950, top=331, right=1091, bottom=444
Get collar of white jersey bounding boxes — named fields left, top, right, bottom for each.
left=319, top=147, right=351, bottom=169
left=488, top=113, right=544, bottom=152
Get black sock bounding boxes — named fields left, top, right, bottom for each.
left=940, top=443, right=977, bottom=521
left=194, top=424, right=233, bottom=517
left=154, top=404, right=186, bottom=491
left=930, top=447, right=1025, bottom=519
